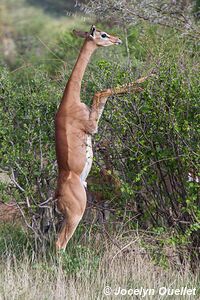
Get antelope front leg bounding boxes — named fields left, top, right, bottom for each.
left=89, top=92, right=110, bottom=134
left=88, top=76, right=149, bottom=134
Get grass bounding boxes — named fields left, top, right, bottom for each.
left=0, top=225, right=199, bottom=299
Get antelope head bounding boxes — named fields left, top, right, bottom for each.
left=73, top=25, right=122, bottom=47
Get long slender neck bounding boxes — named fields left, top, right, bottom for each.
left=62, top=40, right=97, bottom=103
left=70, top=40, right=97, bottom=84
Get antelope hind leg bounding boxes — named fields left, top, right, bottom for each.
left=56, top=173, right=87, bottom=251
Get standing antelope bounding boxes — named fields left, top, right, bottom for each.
left=55, top=25, right=145, bottom=250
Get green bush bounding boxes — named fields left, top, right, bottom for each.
left=0, top=66, right=60, bottom=229
left=95, top=39, right=200, bottom=266
left=0, top=224, right=32, bottom=258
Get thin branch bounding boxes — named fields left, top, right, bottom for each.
left=111, top=237, right=140, bottom=263
left=11, top=168, right=25, bottom=192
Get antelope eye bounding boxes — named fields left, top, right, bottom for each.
left=101, top=33, right=107, bottom=38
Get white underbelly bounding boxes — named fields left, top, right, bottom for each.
left=80, top=135, right=93, bottom=187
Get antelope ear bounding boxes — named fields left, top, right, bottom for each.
left=89, top=25, right=96, bottom=38
left=73, top=30, right=89, bottom=38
